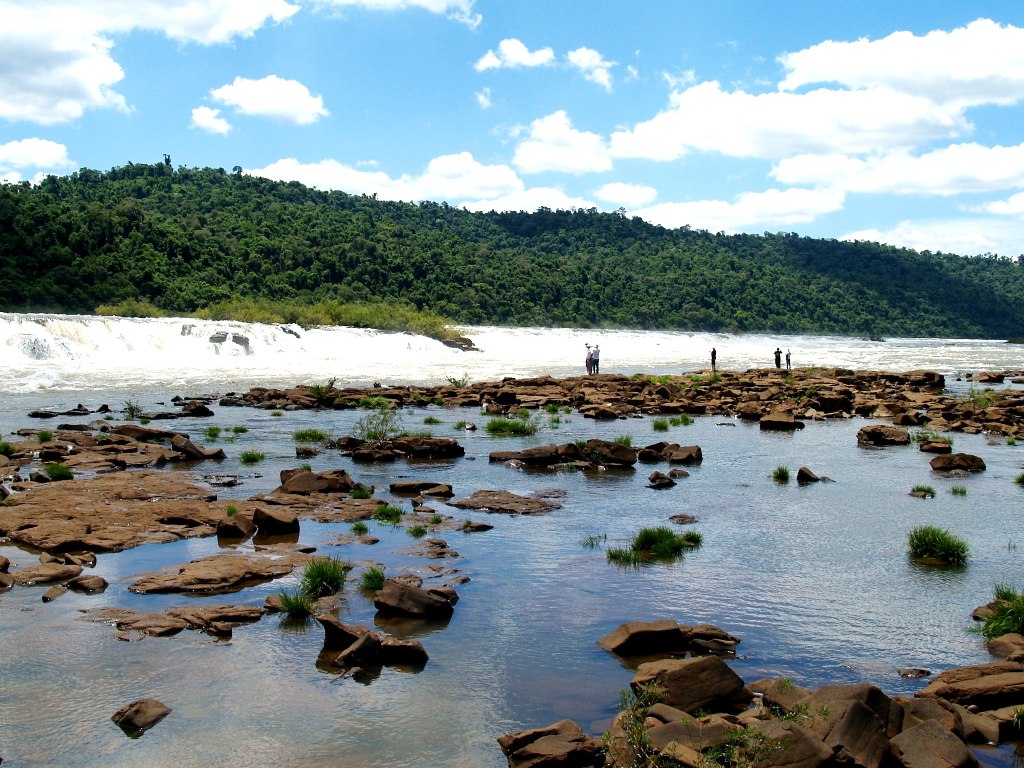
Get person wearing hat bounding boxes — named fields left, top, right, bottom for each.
left=584, top=344, right=593, bottom=375
left=591, top=344, right=600, bottom=374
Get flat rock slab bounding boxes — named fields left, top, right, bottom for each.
left=128, top=551, right=310, bottom=594
left=448, top=489, right=562, bottom=515
left=82, top=604, right=266, bottom=638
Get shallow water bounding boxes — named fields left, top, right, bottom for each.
left=2, top=397, right=1024, bottom=767
left=2, top=316, right=1024, bottom=766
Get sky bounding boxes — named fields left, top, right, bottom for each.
left=3, top=1, right=1024, bottom=257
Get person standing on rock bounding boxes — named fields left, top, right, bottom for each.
left=785, top=349, right=791, bottom=369
left=591, top=344, right=600, bottom=374
left=585, top=344, right=593, bottom=375
left=710, top=347, right=717, bottom=371
left=774, top=347, right=782, bottom=368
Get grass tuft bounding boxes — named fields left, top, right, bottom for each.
left=608, top=526, right=703, bottom=566
left=351, top=521, right=369, bottom=536
left=485, top=417, right=537, bottom=436
left=950, top=485, right=967, bottom=496
left=979, top=584, right=1024, bottom=639
left=44, top=463, right=73, bottom=481
left=907, top=524, right=968, bottom=565
left=299, top=557, right=351, bottom=598
left=277, top=590, right=315, bottom=618
left=293, top=428, right=328, bottom=442
left=36, top=429, right=53, bottom=443
left=406, top=524, right=428, bottom=538
left=613, top=435, right=633, bottom=447
left=772, top=466, right=790, bottom=484
left=204, top=426, right=222, bottom=440
left=373, top=504, right=404, bottom=525
left=0, top=441, right=15, bottom=457
left=239, top=450, right=265, bottom=464
left=350, top=486, right=372, bottom=499
left=652, top=417, right=669, bottom=432
left=358, top=566, right=386, bottom=591
left=911, top=484, right=936, bottom=497
left=580, top=533, right=607, bottom=549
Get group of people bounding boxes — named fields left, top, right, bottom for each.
left=584, top=343, right=601, bottom=374
left=708, top=346, right=792, bottom=371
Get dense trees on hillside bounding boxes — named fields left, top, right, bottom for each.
left=2, top=161, right=1022, bottom=338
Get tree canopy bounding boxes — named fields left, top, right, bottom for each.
left=2, top=161, right=1022, bottom=338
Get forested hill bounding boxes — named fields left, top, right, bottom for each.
left=2, top=161, right=1023, bottom=338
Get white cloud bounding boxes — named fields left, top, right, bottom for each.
left=460, top=187, right=597, bottom=214
left=975, top=191, right=1024, bottom=217
left=843, top=218, right=1022, bottom=257
left=475, top=38, right=555, bottom=71
left=566, top=47, right=615, bottom=91
left=0, top=0, right=299, bottom=125
left=475, top=87, right=492, bottom=109
left=779, top=19, right=1024, bottom=109
left=210, top=76, right=329, bottom=124
left=772, top=143, right=1024, bottom=196
left=249, top=151, right=523, bottom=202
left=314, top=0, right=480, bottom=28
left=610, top=80, right=966, bottom=162
left=513, top=110, right=612, bottom=175
left=632, top=187, right=845, bottom=232
left=190, top=106, right=232, bottom=135
left=0, top=138, right=74, bottom=182
left=593, top=182, right=657, bottom=208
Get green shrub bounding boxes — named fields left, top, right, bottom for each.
left=950, top=485, right=967, bottom=496
left=299, top=557, right=351, bottom=598
left=907, top=525, right=969, bottom=565
left=358, top=396, right=391, bottom=410
left=308, top=378, right=338, bottom=406
left=979, top=584, right=1024, bottom=639
left=359, top=566, right=386, bottom=591
left=44, top=463, right=73, bottom=481
left=446, top=373, right=470, bottom=387
left=353, top=406, right=402, bottom=443
left=36, top=429, right=53, bottom=443
left=772, top=466, right=790, bottom=483
left=351, top=521, right=369, bottom=536
left=406, top=524, right=428, bottom=538
left=544, top=403, right=561, bottom=414
left=651, top=418, right=669, bottom=432
left=277, top=590, right=315, bottom=618
left=350, top=487, right=372, bottom=499
left=0, top=441, right=14, bottom=457
left=293, top=428, right=328, bottom=442
left=613, top=435, right=633, bottom=447
left=97, top=298, right=167, bottom=318
left=373, top=504, right=404, bottom=525
left=911, top=485, right=936, bottom=497
left=122, top=400, right=144, bottom=420
left=423, top=416, right=441, bottom=425
left=204, top=426, right=222, bottom=440
left=239, top=450, right=265, bottom=464
left=607, top=526, right=703, bottom=565
left=485, top=417, right=537, bottom=436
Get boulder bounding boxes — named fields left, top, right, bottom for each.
left=448, top=490, right=561, bottom=515
left=987, top=632, right=1024, bottom=662
left=67, top=574, right=108, bottom=593
left=806, top=699, right=889, bottom=768
left=170, top=434, right=225, bottom=460
left=111, top=698, right=172, bottom=734
left=631, top=655, right=751, bottom=714
left=128, top=552, right=300, bottom=594
left=929, top=453, right=986, bottom=472
left=252, top=506, right=300, bottom=535
left=796, top=466, right=820, bottom=484
left=888, top=719, right=980, bottom=768
left=497, top=720, right=602, bottom=768
left=918, top=439, right=953, bottom=454
left=42, top=585, right=67, bottom=602
left=857, top=425, right=910, bottom=446
left=277, top=469, right=355, bottom=495
left=597, top=619, right=689, bottom=657
left=647, top=714, right=741, bottom=753
left=373, top=579, right=457, bottom=620
left=745, top=722, right=833, bottom=768
left=217, top=512, right=256, bottom=540
left=759, top=412, right=805, bottom=431
left=648, top=471, right=676, bottom=489
left=582, top=439, right=637, bottom=467
left=915, top=661, right=1024, bottom=709
left=664, top=445, right=702, bottom=465
left=13, top=563, right=83, bottom=585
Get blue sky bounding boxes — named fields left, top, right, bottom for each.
left=3, top=1, right=1024, bottom=257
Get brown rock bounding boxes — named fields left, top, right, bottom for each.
left=497, top=720, right=602, bottom=768
left=252, top=506, right=300, bottom=535
left=888, top=719, right=980, bottom=768
left=648, top=471, right=676, bottom=489
left=42, top=585, right=67, bottom=602
left=67, top=574, right=108, bottom=593
left=277, top=469, right=355, bottom=495
left=648, top=714, right=741, bottom=753
left=664, top=445, right=702, bottom=465
left=217, top=511, right=256, bottom=540
left=631, top=655, right=751, bottom=714
left=759, top=412, right=805, bottom=431
left=13, top=563, right=83, bottom=585
left=929, top=453, right=986, bottom=472
left=129, top=552, right=301, bottom=594
left=915, top=661, right=1024, bottom=710
left=987, top=632, right=1024, bottom=662
left=170, top=434, right=225, bottom=460
left=596, top=619, right=689, bottom=657
left=857, top=424, right=910, bottom=446
left=918, top=439, right=952, bottom=454
left=796, top=466, right=820, bottom=484
left=373, top=579, right=457, bottom=619
left=112, top=698, right=172, bottom=734
left=448, top=490, right=561, bottom=515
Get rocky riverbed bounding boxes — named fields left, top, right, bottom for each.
left=1, top=367, right=1023, bottom=767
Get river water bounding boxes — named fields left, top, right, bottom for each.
left=1, top=313, right=1022, bottom=767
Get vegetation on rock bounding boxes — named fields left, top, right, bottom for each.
left=907, top=524, right=968, bottom=565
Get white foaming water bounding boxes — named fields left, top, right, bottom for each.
left=1, top=311, right=1019, bottom=394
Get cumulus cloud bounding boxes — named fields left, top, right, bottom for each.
left=593, top=182, right=657, bottom=208
left=0, top=138, right=74, bottom=182
left=609, top=81, right=966, bottom=162
left=249, top=151, right=523, bottom=202
left=566, top=47, right=615, bottom=91
left=190, top=106, right=232, bottom=135
left=210, top=76, right=329, bottom=124
left=0, top=0, right=298, bottom=124
left=632, top=187, right=846, bottom=232
left=779, top=19, right=1024, bottom=109
left=475, top=87, right=492, bottom=109
left=974, top=191, right=1024, bottom=217
left=313, top=0, right=480, bottom=28
left=772, top=143, right=1024, bottom=196
left=461, top=187, right=597, bottom=214
left=475, top=38, right=555, bottom=71
left=842, top=218, right=1021, bottom=257
left=513, top=110, right=612, bottom=175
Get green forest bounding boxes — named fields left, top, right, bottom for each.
left=2, top=160, right=1023, bottom=339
